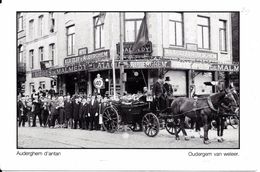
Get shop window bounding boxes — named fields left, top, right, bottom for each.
left=29, top=49, right=34, bottom=69
left=124, top=12, right=144, bottom=42
left=94, top=15, right=105, bottom=50
left=38, top=15, right=44, bottom=37
left=29, top=19, right=34, bottom=39
left=66, top=25, right=75, bottom=56
left=197, top=16, right=210, bottom=49
left=169, top=12, right=184, bottom=46
left=194, top=72, right=213, bottom=95
left=39, top=47, right=44, bottom=61
left=219, top=20, right=227, bottom=51
left=18, top=13, right=23, bottom=31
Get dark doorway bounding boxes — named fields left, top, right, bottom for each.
left=65, top=74, right=76, bottom=96
left=125, top=69, right=148, bottom=94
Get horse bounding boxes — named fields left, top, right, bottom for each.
left=170, top=88, right=238, bottom=144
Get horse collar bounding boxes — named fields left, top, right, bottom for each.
left=207, top=97, right=219, bottom=112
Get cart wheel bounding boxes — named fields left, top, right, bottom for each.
left=142, top=113, right=160, bottom=137
left=165, top=117, right=179, bottom=135
left=102, top=106, right=119, bottom=133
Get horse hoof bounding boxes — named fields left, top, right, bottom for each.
left=176, top=137, right=180, bottom=140
left=204, top=140, right=211, bottom=144
left=185, top=137, right=190, bottom=141
left=218, top=139, right=223, bottom=143
left=191, top=135, right=195, bottom=139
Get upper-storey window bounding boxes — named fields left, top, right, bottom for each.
left=169, top=12, right=184, bottom=46
left=38, top=15, right=44, bottom=37
left=124, top=12, right=144, bottom=42
left=197, top=16, right=210, bottom=49
left=18, top=13, right=23, bottom=31
left=29, top=19, right=34, bottom=39
left=94, top=15, right=105, bottom=50
left=67, top=25, right=75, bottom=56
left=219, top=20, right=227, bottom=51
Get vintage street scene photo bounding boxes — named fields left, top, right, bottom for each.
left=17, top=12, right=239, bottom=148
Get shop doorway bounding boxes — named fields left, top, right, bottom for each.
left=65, top=74, right=76, bottom=96
left=125, top=69, right=148, bottom=94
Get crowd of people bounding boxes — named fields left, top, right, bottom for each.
left=17, top=87, right=111, bottom=130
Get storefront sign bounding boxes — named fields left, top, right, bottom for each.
left=211, top=64, right=239, bottom=72
left=64, top=49, right=110, bottom=65
left=32, top=63, right=91, bottom=78
left=164, top=48, right=218, bottom=62
left=116, top=41, right=153, bottom=55
left=127, top=60, right=171, bottom=69
left=170, top=58, right=239, bottom=72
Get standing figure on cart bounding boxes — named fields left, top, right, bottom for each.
left=163, top=76, right=174, bottom=108
left=152, top=74, right=166, bottom=111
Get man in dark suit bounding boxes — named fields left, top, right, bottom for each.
left=18, top=96, right=27, bottom=127
left=79, top=97, right=89, bottom=129
left=89, top=95, right=99, bottom=130
left=72, top=96, right=81, bottom=129
left=64, top=94, right=73, bottom=128
left=163, top=76, right=174, bottom=108
left=152, top=74, right=166, bottom=110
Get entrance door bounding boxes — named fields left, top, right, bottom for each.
left=125, top=69, right=148, bottom=94
left=65, top=74, right=76, bottom=96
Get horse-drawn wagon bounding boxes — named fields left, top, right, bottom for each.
left=101, top=95, right=179, bottom=137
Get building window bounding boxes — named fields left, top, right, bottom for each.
left=49, top=12, right=55, bottom=33
left=38, top=15, right=44, bottom=37
left=67, top=25, right=75, bottom=56
left=94, top=15, right=105, bottom=50
left=18, top=45, right=23, bottom=63
left=18, top=13, right=23, bottom=31
left=29, top=83, right=35, bottom=94
left=29, top=50, right=34, bottom=69
left=39, top=81, right=46, bottom=89
left=124, top=12, right=144, bottom=42
left=197, top=16, right=210, bottom=49
left=169, top=12, right=184, bottom=46
left=219, top=20, right=227, bottom=51
left=29, top=19, right=34, bottom=39
left=39, top=47, right=44, bottom=61
left=49, top=43, right=55, bottom=65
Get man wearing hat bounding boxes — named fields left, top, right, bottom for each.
left=152, top=74, right=166, bottom=111
left=164, top=76, right=173, bottom=108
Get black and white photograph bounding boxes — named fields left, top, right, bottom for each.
left=17, top=11, right=240, bottom=149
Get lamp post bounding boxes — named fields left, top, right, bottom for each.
left=119, top=12, right=125, bottom=96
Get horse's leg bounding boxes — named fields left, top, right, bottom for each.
left=180, top=116, right=189, bottom=141
left=174, top=118, right=180, bottom=140
left=220, top=117, right=225, bottom=142
left=203, top=114, right=211, bottom=144
left=196, top=116, right=204, bottom=138
left=216, top=116, right=223, bottom=142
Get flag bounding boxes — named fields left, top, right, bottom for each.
left=131, top=14, right=149, bottom=53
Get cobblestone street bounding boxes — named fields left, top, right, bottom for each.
left=18, top=125, right=239, bottom=148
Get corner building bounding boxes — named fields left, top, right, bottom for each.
left=22, top=12, right=239, bottom=97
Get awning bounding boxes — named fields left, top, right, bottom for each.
left=31, top=58, right=239, bottom=78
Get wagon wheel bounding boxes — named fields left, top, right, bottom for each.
left=102, top=105, right=119, bottom=133
left=142, top=113, right=160, bottom=137
left=165, top=117, right=180, bottom=135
